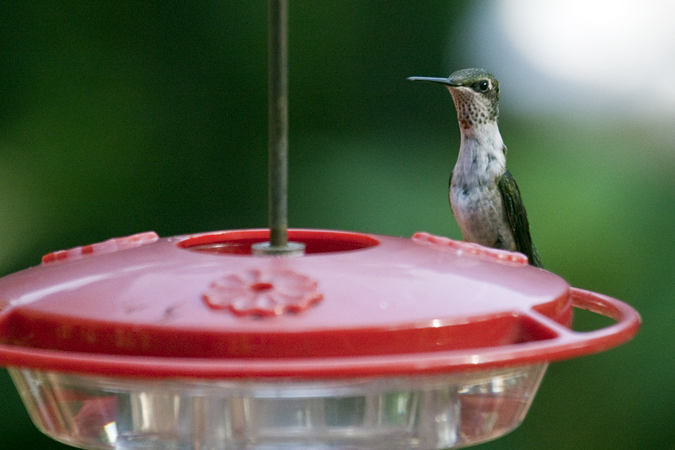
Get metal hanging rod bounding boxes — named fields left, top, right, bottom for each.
left=252, top=0, right=305, bottom=256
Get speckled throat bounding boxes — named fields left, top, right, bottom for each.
left=448, top=87, right=499, bottom=130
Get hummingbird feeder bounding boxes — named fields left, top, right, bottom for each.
left=0, top=1, right=640, bottom=449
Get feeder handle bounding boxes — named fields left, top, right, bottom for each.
left=569, top=287, right=638, bottom=323
left=519, top=287, right=642, bottom=364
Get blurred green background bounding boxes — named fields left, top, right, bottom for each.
left=0, top=1, right=673, bottom=449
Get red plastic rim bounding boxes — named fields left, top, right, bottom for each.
left=0, top=292, right=640, bottom=379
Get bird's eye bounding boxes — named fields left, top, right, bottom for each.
left=477, top=80, right=490, bottom=92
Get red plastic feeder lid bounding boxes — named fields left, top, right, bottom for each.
left=0, top=229, right=640, bottom=378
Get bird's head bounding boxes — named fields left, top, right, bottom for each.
left=408, top=68, right=500, bottom=129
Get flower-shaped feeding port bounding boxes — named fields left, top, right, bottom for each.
left=203, top=268, right=322, bottom=317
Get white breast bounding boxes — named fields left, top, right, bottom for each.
left=449, top=122, right=515, bottom=250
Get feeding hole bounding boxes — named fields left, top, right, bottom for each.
left=250, top=282, right=274, bottom=293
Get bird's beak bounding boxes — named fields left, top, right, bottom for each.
left=407, top=76, right=457, bottom=87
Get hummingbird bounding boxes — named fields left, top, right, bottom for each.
left=408, top=68, right=542, bottom=268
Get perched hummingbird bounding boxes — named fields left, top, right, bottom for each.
left=408, top=68, right=542, bottom=268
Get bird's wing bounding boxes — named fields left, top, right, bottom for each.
left=497, top=170, right=543, bottom=268
left=448, top=172, right=454, bottom=215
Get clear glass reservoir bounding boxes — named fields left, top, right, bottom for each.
left=9, top=364, right=547, bottom=450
